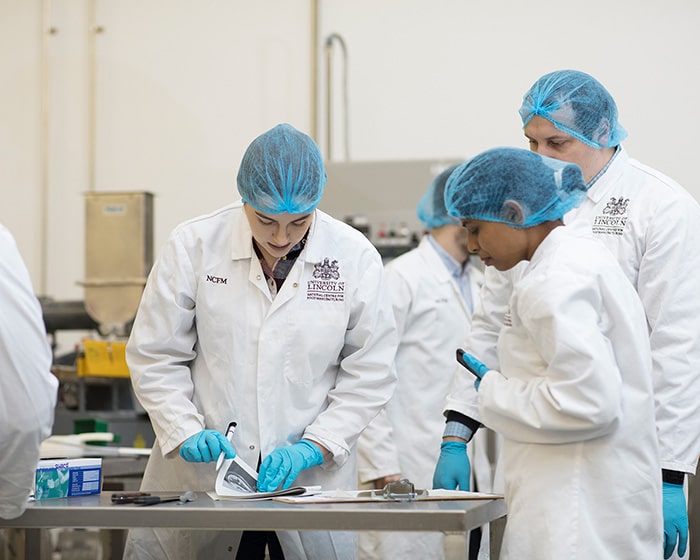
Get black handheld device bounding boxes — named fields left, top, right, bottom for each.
left=455, top=348, right=481, bottom=379
left=111, top=492, right=151, bottom=504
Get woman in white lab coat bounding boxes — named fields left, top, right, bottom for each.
left=440, top=69, right=700, bottom=560
left=123, top=124, right=398, bottom=560
left=443, top=147, right=662, bottom=559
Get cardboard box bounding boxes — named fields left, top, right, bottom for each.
left=35, top=458, right=102, bottom=500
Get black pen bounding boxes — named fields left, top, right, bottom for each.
left=216, top=421, right=237, bottom=471
left=111, top=492, right=151, bottom=504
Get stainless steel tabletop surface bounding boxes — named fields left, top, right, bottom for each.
left=1, top=492, right=506, bottom=533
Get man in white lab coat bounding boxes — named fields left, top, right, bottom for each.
left=0, top=224, right=57, bottom=520
left=357, top=165, right=487, bottom=560
left=435, top=69, right=700, bottom=560
left=123, top=124, right=398, bottom=560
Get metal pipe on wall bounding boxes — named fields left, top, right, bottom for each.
left=38, top=1, right=99, bottom=296
left=310, top=0, right=320, bottom=144
left=323, top=33, right=350, bottom=162
left=87, top=0, right=100, bottom=192
left=324, top=35, right=332, bottom=158
left=39, top=0, right=53, bottom=296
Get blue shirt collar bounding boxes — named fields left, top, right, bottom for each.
left=426, top=234, right=474, bottom=313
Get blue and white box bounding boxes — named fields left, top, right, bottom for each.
left=35, top=458, right=102, bottom=500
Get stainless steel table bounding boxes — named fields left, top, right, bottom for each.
left=1, top=492, right=506, bottom=559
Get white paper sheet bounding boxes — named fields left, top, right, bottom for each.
left=212, top=454, right=320, bottom=500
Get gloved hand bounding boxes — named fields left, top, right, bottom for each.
left=662, top=481, right=688, bottom=559
left=179, top=430, right=236, bottom=463
left=432, top=441, right=470, bottom=490
left=459, top=350, right=490, bottom=391
left=257, top=439, right=324, bottom=492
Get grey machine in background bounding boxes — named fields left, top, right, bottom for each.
left=320, top=159, right=463, bottom=260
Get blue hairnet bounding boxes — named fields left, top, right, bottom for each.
left=445, top=147, right=587, bottom=228
left=237, top=123, right=327, bottom=214
left=416, top=164, right=461, bottom=229
left=519, top=70, right=627, bottom=149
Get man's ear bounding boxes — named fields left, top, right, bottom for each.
left=501, top=200, right=525, bottom=225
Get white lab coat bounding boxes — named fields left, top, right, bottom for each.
left=449, top=147, right=700, bottom=473
left=123, top=202, right=398, bottom=560
left=444, top=264, right=524, bottom=426
left=567, top=148, right=700, bottom=475
left=446, top=147, right=700, bottom=558
left=479, top=226, right=662, bottom=559
left=0, top=225, right=57, bottom=519
left=357, top=236, right=488, bottom=560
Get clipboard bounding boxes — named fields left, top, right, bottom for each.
left=272, top=488, right=503, bottom=504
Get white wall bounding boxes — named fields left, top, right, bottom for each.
left=2, top=0, right=698, bottom=351
left=1, top=0, right=313, bottom=302
left=1, top=1, right=45, bottom=289
left=319, top=0, right=699, bottom=184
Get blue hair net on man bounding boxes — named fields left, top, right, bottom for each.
left=519, top=70, right=627, bottom=149
left=416, top=164, right=461, bottom=229
left=237, top=123, right=327, bottom=214
left=444, top=147, right=587, bottom=228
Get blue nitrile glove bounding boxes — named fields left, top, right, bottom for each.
left=459, top=351, right=490, bottom=391
left=432, top=441, right=470, bottom=490
left=179, top=430, right=236, bottom=463
left=663, top=481, right=688, bottom=559
left=257, top=439, right=324, bottom=492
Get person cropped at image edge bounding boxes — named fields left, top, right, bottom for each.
left=0, top=224, right=58, bottom=521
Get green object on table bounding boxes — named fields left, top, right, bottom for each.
left=73, top=418, right=120, bottom=445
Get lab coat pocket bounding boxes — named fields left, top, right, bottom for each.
left=283, top=300, right=347, bottom=385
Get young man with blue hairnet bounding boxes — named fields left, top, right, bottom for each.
left=123, top=123, right=398, bottom=559
left=443, top=146, right=662, bottom=559
left=435, top=70, right=700, bottom=560
left=356, top=165, right=486, bottom=560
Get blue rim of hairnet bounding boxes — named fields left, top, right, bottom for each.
left=520, top=110, right=625, bottom=150
left=240, top=192, right=322, bottom=216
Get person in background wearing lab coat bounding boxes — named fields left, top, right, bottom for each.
left=445, top=146, right=662, bottom=559
left=123, top=123, right=398, bottom=560
left=356, top=165, right=486, bottom=560
left=434, top=70, right=700, bottom=560
left=0, top=224, right=58, bottom=519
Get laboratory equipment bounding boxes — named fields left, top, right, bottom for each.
left=320, top=159, right=462, bottom=260
left=80, top=191, right=154, bottom=337
left=49, top=192, right=156, bottom=464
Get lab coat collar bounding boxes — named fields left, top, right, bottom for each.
left=418, top=236, right=473, bottom=315
left=421, top=234, right=464, bottom=281
left=526, top=224, right=569, bottom=273
left=230, top=201, right=255, bottom=261
left=584, top=146, right=629, bottom=205
left=419, top=236, right=458, bottom=284
left=228, top=201, right=320, bottom=263
left=292, top=209, right=327, bottom=263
